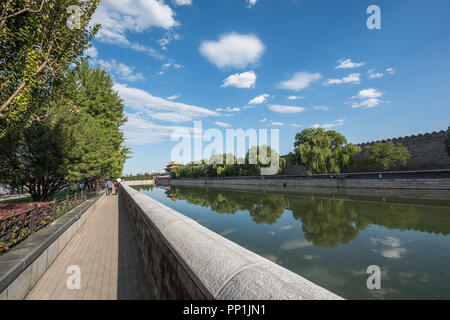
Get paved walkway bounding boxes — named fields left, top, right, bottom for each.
left=26, top=194, right=152, bottom=300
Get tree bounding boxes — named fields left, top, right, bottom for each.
left=363, top=141, right=410, bottom=170
left=0, top=62, right=128, bottom=201
left=0, top=0, right=100, bottom=137
left=0, top=104, right=91, bottom=201
left=66, top=61, right=129, bottom=179
left=291, top=198, right=370, bottom=247
left=446, top=127, right=450, bottom=157
left=170, top=146, right=286, bottom=179
left=292, top=128, right=361, bottom=175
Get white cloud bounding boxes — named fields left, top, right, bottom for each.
left=93, top=0, right=178, bottom=43
left=199, top=33, right=265, bottom=69
left=335, top=58, right=365, bottom=69
left=386, top=68, right=395, bottom=74
left=122, top=112, right=195, bottom=145
left=380, top=248, right=407, bottom=259
left=356, top=88, right=383, bottom=99
left=243, top=105, right=254, bottom=110
left=371, top=236, right=401, bottom=247
left=113, top=83, right=218, bottom=123
left=313, top=106, right=330, bottom=111
left=166, top=94, right=180, bottom=100
left=129, top=42, right=164, bottom=59
left=286, top=95, right=304, bottom=100
left=311, top=118, right=345, bottom=129
left=351, top=98, right=380, bottom=108
left=371, top=237, right=407, bottom=259
left=325, top=73, right=360, bottom=85
left=260, top=118, right=267, bottom=122
left=221, top=71, right=256, bottom=88
left=280, top=239, right=312, bottom=250
left=99, top=59, right=145, bottom=82
left=249, top=93, right=269, bottom=104
left=350, top=88, right=384, bottom=109
left=290, top=123, right=303, bottom=128
left=268, top=121, right=284, bottom=127
left=278, top=72, right=322, bottom=91
left=216, top=106, right=240, bottom=113
left=150, top=112, right=194, bottom=123
left=84, top=46, right=98, bottom=59
left=246, top=0, right=258, bottom=7
left=268, top=104, right=306, bottom=114
left=368, top=69, right=384, bottom=79
left=214, top=121, right=231, bottom=128
left=172, top=0, right=192, bottom=6
left=158, top=30, right=182, bottom=50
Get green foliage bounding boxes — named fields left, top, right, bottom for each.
left=170, top=146, right=285, bottom=179
left=292, top=128, right=361, bottom=175
left=165, top=186, right=424, bottom=242
left=446, top=127, right=450, bottom=157
left=291, top=198, right=371, bottom=247
left=0, top=62, right=128, bottom=201
left=171, top=187, right=289, bottom=225
left=123, top=172, right=155, bottom=181
left=64, top=61, right=129, bottom=182
left=0, top=0, right=100, bottom=137
left=363, top=141, right=411, bottom=170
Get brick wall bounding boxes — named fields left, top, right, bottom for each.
left=281, top=130, right=450, bottom=174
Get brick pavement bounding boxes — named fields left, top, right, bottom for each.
left=26, top=193, right=152, bottom=300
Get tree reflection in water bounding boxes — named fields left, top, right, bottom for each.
left=163, top=186, right=432, bottom=248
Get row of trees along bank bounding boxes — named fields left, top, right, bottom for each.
left=0, top=1, right=129, bottom=201
left=171, top=146, right=286, bottom=178
left=171, top=128, right=416, bottom=179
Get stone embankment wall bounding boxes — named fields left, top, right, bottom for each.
left=122, top=180, right=154, bottom=186
left=170, top=172, right=450, bottom=191
left=120, top=184, right=342, bottom=300
left=281, top=130, right=450, bottom=174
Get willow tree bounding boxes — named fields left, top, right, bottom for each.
left=292, top=128, right=361, bottom=175
left=0, top=0, right=100, bottom=137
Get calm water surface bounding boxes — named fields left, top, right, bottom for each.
left=134, top=185, right=450, bottom=300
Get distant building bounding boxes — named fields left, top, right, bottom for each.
left=155, top=162, right=182, bottom=183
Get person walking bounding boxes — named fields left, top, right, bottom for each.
left=114, top=181, right=119, bottom=195
left=106, top=180, right=113, bottom=196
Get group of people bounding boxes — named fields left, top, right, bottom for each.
left=105, top=179, right=120, bottom=196
left=78, top=182, right=97, bottom=191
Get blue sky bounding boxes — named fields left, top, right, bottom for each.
left=86, top=0, right=450, bottom=174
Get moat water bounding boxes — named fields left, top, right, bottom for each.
left=134, top=185, right=450, bottom=300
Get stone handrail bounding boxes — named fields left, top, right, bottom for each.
left=121, top=184, right=342, bottom=300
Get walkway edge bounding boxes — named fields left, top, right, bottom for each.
left=0, top=192, right=105, bottom=300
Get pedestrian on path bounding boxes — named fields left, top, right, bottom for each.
left=114, top=181, right=119, bottom=195
left=106, top=180, right=113, bottom=195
